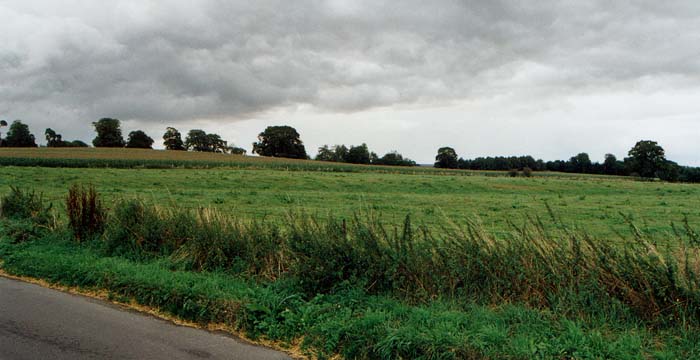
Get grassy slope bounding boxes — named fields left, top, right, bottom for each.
left=1, top=165, right=699, bottom=238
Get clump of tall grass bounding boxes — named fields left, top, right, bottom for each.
left=66, top=184, right=106, bottom=242
left=0, top=186, right=52, bottom=225
left=102, top=200, right=286, bottom=278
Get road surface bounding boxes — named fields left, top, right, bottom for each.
left=0, top=276, right=292, bottom=360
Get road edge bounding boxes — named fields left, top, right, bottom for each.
left=0, top=268, right=306, bottom=360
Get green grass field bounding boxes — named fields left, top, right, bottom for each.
left=1, top=161, right=699, bottom=239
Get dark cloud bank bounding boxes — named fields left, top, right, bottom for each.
left=1, top=1, right=699, bottom=163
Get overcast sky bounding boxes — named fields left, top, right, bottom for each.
left=1, top=1, right=699, bottom=164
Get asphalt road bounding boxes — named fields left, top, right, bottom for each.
left=0, top=276, right=292, bottom=360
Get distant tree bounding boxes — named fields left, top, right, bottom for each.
left=374, top=151, right=417, bottom=166
left=45, top=128, right=65, bottom=147
left=227, top=146, right=247, bottom=155
left=333, top=145, right=349, bottom=162
left=434, top=147, right=459, bottom=169
left=5, top=120, right=37, bottom=147
left=163, top=127, right=185, bottom=151
left=345, top=143, right=371, bottom=164
left=603, top=154, right=618, bottom=175
left=0, top=120, right=7, bottom=146
left=315, top=145, right=335, bottom=161
left=315, top=144, right=352, bottom=162
left=627, top=140, right=667, bottom=179
left=657, top=160, right=680, bottom=182
left=68, top=140, right=89, bottom=148
left=126, top=130, right=154, bottom=149
left=92, top=118, right=125, bottom=147
left=184, top=129, right=228, bottom=152
left=206, top=133, right=227, bottom=153
left=252, top=126, right=307, bottom=159
left=370, top=151, right=379, bottom=164
left=569, top=153, right=592, bottom=173
left=184, top=129, right=209, bottom=152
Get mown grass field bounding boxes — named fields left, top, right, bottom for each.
left=1, top=154, right=699, bottom=239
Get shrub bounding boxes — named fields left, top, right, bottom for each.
left=0, top=186, right=52, bottom=226
left=66, top=184, right=106, bottom=242
left=0, top=219, right=47, bottom=243
left=508, top=169, right=519, bottom=177
left=522, top=167, right=533, bottom=177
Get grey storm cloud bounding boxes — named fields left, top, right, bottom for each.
left=3, top=0, right=699, bottom=125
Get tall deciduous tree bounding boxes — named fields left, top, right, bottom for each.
left=434, top=147, right=459, bottom=169
left=126, top=130, right=154, bottom=149
left=5, top=120, right=37, bottom=147
left=184, top=129, right=228, bottom=152
left=92, top=118, right=125, bottom=147
left=627, top=140, right=667, bottom=179
left=252, top=126, right=307, bottom=159
left=163, top=127, right=185, bottom=150
left=185, top=129, right=210, bottom=152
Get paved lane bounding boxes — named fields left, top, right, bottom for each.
left=0, top=276, right=291, bottom=360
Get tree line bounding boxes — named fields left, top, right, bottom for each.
left=434, top=141, right=700, bottom=183
left=1, top=118, right=698, bottom=182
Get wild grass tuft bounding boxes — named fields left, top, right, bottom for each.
left=66, top=183, right=106, bottom=242
left=0, top=186, right=52, bottom=225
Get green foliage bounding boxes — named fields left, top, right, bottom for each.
left=1, top=235, right=699, bottom=359
left=92, top=118, right=125, bottom=147
left=569, top=153, right=592, bottom=173
left=125, top=130, right=154, bottom=149
left=373, top=151, right=417, bottom=167
left=45, top=128, right=63, bottom=147
left=5, top=120, right=37, bottom=147
left=68, top=140, right=89, bottom=147
left=345, top=143, right=371, bottom=164
left=163, top=127, right=186, bottom=150
left=9, top=183, right=699, bottom=330
left=46, top=128, right=90, bottom=148
left=1, top=219, right=47, bottom=243
left=184, top=129, right=228, bottom=153
left=627, top=140, right=667, bottom=179
left=0, top=186, right=52, bottom=226
left=252, top=126, right=308, bottom=159
left=508, top=168, right=519, bottom=177
left=434, top=147, right=458, bottom=169
left=227, top=146, right=247, bottom=155
left=66, top=184, right=106, bottom=242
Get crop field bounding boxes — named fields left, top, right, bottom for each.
left=2, top=148, right=700, bottom=358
